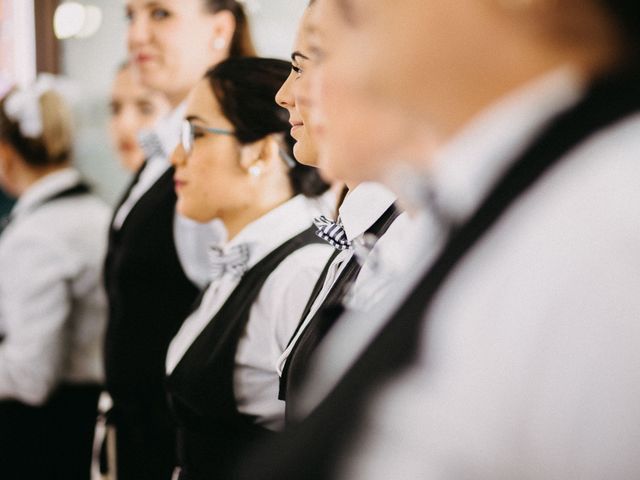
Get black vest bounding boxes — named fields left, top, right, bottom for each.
left=238, top=69, right=640, bottom=480
left=165, top=227, right=323, bottom=480
left=104, top=166, right=199, bottom=425
left=279, top=203, right=401, bottom=419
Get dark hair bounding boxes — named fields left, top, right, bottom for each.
left=203, top=0, right=256, bottom=58
left=0, top=89, right=73, bottom=167
left=600, top=1, right=640, bottom=52
left=205, top=57, right=328, bottom=197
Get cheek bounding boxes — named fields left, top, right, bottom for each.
left=293, top=129, right=319, bottom=167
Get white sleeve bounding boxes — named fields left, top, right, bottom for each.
left=262, top=244, right=335, bottom=355
left=0, top=234, right=77, bottom=405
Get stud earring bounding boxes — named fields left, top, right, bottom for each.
left=213, top=37, right=227, bottom=50
left=248, top=165, right=262, bottom=178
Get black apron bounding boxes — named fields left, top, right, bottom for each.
left=103, top=165, right=200, bottom=480
left=165, top=227, right=323, bottom=480
left=279, top=203, right=401, bottom=423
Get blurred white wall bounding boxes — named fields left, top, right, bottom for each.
left=60, top=0, right=307, bottom=205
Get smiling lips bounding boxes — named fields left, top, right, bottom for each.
left=290, top=120, right=304, bottom=136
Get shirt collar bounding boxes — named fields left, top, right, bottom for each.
left=428, top=66, right=585, bottom=224
left=338, top=182, right=396, bottom=241
left=12, top=167, right=81, bottom=219
left=138, top=102, right=187, bottom=165
left=216, top=194, right=320, bottom=269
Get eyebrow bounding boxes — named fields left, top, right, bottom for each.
left=186, top=115, right=207, bottom=124
left=291, top=51, right=310, bottom=63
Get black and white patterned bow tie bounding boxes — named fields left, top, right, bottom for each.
left=138, top=130, right=166, bottom=160
left=208, top=244, right=251, bottom=281
left=313, top=216, right=353, bottom=251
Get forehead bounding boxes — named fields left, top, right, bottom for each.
left=185, top=80, right=227, bottom=121
left=293, top=9, right=314, bottom=53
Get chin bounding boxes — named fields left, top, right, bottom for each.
left=293, top=143, right=319, bottom=168
left=121, top=155, right=144, bottom=173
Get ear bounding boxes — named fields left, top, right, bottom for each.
left=238, top=136, right=281, bottom=177
left=210, top=10, right=236, bottom=51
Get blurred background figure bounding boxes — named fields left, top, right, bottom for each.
left=108, top=62, right=170, bottom=173
left=0, top=76, right=110, bottom=479
left=101, top=2, right=256, bottom=479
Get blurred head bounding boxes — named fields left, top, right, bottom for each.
left=109, top=63, right=171, bottom=172
left=126, top=0, right=255, bottom=106
left=275, top=7, right=319, bottom=167
left=310, top=0, right=638, bottom=142
left=171, top=57, right=327, bottom=231
left=0, top=84, right=73, bottom=196
left=299, top=0, right=435, bottom=186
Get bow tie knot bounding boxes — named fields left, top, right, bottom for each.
left=138, top=130, right=166, bottom=160
left=313, top=216, right=352, bottom=251
left=208, top=244, right=250, bottom=281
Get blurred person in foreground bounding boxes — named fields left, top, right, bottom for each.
left=0, top=76, right=110, bottom=479
left=242, top=0, right=640, bottom=478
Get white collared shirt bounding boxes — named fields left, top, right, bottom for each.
left=112, top=104, right=220, bottom=288
left=337, top=68, right=640, bottom=479
left=276, top=182, right=397, bottom=376
left=0, top=168, right=110, bottom=405
left=166, top=194, right=333, bottom=431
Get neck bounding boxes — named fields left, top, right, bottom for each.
left=166, top=90, right=188, bottom=109
left=222, top=190, right=293, bottom=241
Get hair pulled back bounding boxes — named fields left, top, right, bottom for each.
left=0, top=89, right=73, bottom=167
left=205, top=57, right=328, bottom=197
left=203, top=0, right=256, bottom=58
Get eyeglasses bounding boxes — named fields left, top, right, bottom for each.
left=180, top=119, right=234, bottom=157
left=180, top=119, right=298, bottom=169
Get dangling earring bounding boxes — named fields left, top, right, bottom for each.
left=213, top=37, right=227, bottom=51
left=248, top=165, right=262, bottom=178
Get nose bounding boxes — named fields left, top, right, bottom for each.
left=170, top=144, right=186, bottom=167
left=275, top=71, right=295, bottom=109
left=117, top=106, right=138, bottom=132
left=127, top=11, right=150, bottom=51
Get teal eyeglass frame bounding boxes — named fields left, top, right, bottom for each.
left=180, top=118, right=297, bottom=168
left=180, top=119, right=234, bottom=157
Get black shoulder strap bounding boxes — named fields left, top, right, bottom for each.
left=242, top=69, right=640, bottom=480
left=278, top=203, right=402, bottom=402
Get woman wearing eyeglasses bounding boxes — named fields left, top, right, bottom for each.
left=164, top=57, right=333, bottom=480
left=103, top=2, right=254, bottom=479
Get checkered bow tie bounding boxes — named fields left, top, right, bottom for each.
left=138, top=130, right=166, bottom=160
left=208, top=244, right=251, bottom=281
left=313, top=216, right=353, bottom=251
